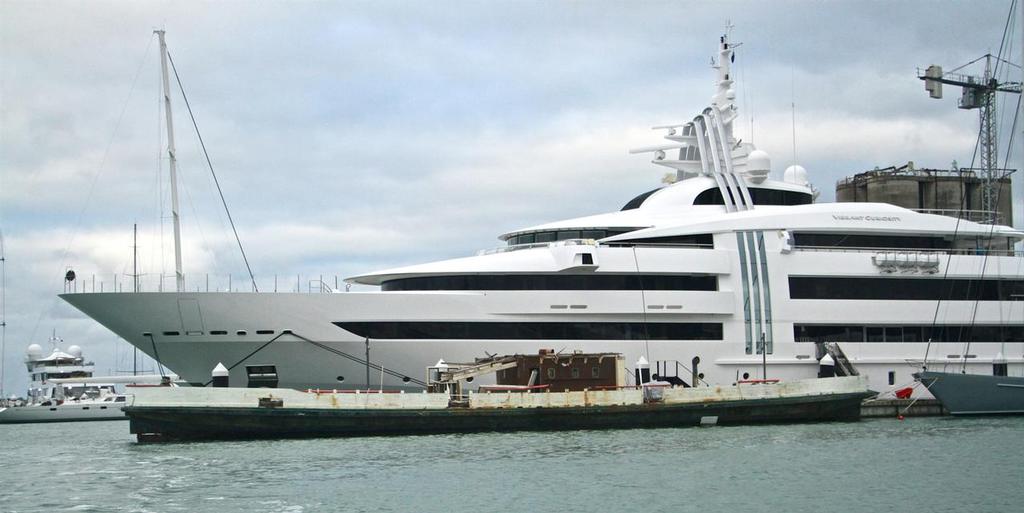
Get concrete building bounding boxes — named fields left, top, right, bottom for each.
left=836, top=162, right=1014, bottom=226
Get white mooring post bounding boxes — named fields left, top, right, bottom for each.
left=212, top=362, right=230, bottom=387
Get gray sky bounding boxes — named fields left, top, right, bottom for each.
left=1, top=0, right=1021, bottom=395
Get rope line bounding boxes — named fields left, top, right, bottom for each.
left=167, top=51, right=259, bottom=293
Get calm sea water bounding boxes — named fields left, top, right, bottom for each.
left=1, top=416, right=1021, bottom=513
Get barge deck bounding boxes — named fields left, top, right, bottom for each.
left=126, top=376, right=873, bottom=442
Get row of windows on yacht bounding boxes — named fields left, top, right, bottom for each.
left=336, top=321, right=723, bottom=340
left=620, top=186, right=813, bottom=211
left=789, top=277, right=1024, bottom=301
left=380, top=274, right=1024, bottom=299
left=795, top=324, right=1024, bottom=343
left=381, top=274, right=718, bottom=291
left=335, top=321, right=1021, bottom=342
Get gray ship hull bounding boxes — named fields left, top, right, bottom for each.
left=915, top=371, right=1024, bottom=415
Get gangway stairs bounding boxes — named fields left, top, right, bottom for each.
left=823, top=342, right=859, bottom=377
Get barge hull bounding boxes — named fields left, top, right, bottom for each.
left=126, top=392, right=870, bottom=442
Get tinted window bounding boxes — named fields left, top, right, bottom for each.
left=336, top=321, right=723, bottom=340
left=621, top=188, right=661, bottom=210
left=793, top=233, right=952, bottom=250
left=789, top=277, right=1024, bottom=301
left=695, top=187, right=812, bottom=206
left=610, top=234, right=714, bottom=247
left=382, top=274, right=717, bottom=291
left=508, top=229, right=642, bottom=246
left=795, top=324, right=1024, bottom=343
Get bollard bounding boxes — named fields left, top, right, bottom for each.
left=818, top=354, right=835, bottom=378
left=635, top=355, right=651, bottom=385
left=212, top=362, right=230, bottom=387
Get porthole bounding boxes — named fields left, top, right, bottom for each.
left=466, top=377, right=474, bottom=383
left=162, top=331, right=180, bottom=336
left=236, top=330, right=247, bottom=336
left=402, top=376, right=411, bottom=383
left=742, top=372, right=750, bottom=380
left=256, top=330, right=274, bottom=335
left=336, top=376, right=345, bottom=383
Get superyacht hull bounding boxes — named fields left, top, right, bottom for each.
left=60, top=287, right=1023, bottom=395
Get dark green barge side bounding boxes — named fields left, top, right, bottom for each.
left=125, top=377, right=873, bottom=442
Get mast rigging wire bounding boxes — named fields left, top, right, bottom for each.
left=923, top=2, right=1021, bottom=369
left=29, top=36, right=154, bottom=346
left=961, top=92, right=1021, bottom=370
left=166, top=52, right=259, bottom=293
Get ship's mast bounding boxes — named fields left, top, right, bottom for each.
left=0, top=229, right=6, bottom=399
left=156, top=30, right=184, bottom=292
left=132, top=224, right=139, bottom=375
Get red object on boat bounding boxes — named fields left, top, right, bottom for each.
left=895, top=387, right=913, bottom=399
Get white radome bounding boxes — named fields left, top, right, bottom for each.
left=745, top=149, right=771, bottom=184
left=26, top=344, right=43, bottom=359
left=67, top=345, right=83, bottom=358
left=784, top=164, right=808, bottom=185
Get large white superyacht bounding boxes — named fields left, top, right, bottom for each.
left=60, top=32, right=1024, bottom=396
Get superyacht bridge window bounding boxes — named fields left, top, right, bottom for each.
left=506, top=229, right=638, bottom=246
left=381, top=274, right=717, bottom=291
left=795, top=324, right=1024, bottom=343
left=335, top=321, right=723, bottom=340
left=694, top=187, right=813, bottom=206
left=609, top=234, right=714, bottom=247
left=621, top=188, right=661, bottom=210
left=788, top=277, right=1024, bottom=301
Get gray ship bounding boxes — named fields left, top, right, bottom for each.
left=915, top=370, right=1024, bottom=415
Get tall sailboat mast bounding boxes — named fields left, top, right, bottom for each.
left=155, top=29, right=184, bottom=292
left=132, top=223, right=139, bottom=375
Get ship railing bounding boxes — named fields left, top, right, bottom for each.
left=480, top=239, right=713, bottom=255
left=61, top=272, right=355, bottom=294
left=477, top=238, right=598, bottom=256
left=911, top=208, right=1005, bottom=225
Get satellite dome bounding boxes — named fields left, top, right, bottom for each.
left=67, top=345, right=83, bottom=358
left=745, top=149, right=771, bottom=184
left=26, top=344, right=44, bottom=359
left=784, top=164, right=809, bottom=185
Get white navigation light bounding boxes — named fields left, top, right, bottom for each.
left=784, top=164, right=809, bottom=185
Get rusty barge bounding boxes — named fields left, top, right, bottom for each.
left=124, top=352, right=873, bottom=442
